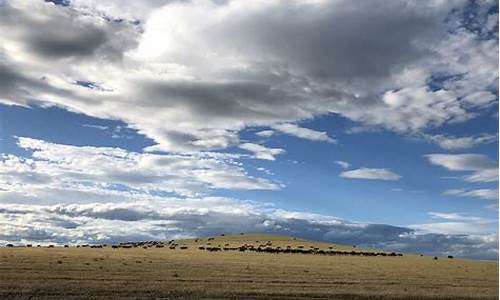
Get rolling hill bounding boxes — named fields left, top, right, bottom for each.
left=0, top=234, right=497, bottom=299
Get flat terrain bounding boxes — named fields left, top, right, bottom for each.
left=0, top=234, right=497, bottom=299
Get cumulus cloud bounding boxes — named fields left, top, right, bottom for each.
left=0, top=137, right=280, bottom=200
left=425, top=154, right=498, bottom=182
left=421, top=133, right=498, bottom=150
left=0, top=200, right=496, bottom=259
left=0, top=0, right=496, bottom=152
left=443, top=189, right=498, bottom=200
left=271, top=123, right=336, bottom=143
left=238, top=143, right=285, bottom=161
left=340, top=168, right=401, bottom=181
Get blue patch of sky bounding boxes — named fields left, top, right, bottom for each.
left=44, top=0, right=70, bottom=7
left=0, top=104, right=155, bottom=156
left=228, top=112, right=498, bottom=226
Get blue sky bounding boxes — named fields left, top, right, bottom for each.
left=0, top=0, right=498, bottom=259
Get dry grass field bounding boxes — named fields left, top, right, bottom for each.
left=0, top=234, right=497, bottom=299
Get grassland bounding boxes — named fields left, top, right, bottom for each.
left=0, top=234, right=497, bottom=299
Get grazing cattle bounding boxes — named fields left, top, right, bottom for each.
left=434, top=256, right=438, bottom=260
left=448, top=255, right=454, bottom=259
left=6, top=244, right=14, bottom=248
left=48, top=245, right=54, bottom=248
left=180, top=246, right=188, bottom=250
left=208, top=237, right=215, bottom=241
left=64, top=245, right=69, bottom=248
left=26, top=244, right=32, bottom=248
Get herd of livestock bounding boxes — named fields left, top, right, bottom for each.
left=3, top=238, right=406, bottom=257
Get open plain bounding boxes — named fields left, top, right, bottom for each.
left=0, top=234, right=497, bottom=300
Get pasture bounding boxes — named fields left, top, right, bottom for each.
left=0, top=234, right=497, bottom=299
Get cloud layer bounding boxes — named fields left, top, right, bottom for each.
left=0, top=137, right=280, bottom=200
left=0, top=200, right=497, bottom=260
left=0, top=0, right=497, bottom=152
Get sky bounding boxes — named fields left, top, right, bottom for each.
left=0, top=0, right=498, bottom=260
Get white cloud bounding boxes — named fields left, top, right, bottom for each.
left=410, top=211, right=497, bottom=236
left=0, top=0, right=496, bottom=152
left=340, top=167, right=401, bottom=181
left=443, top=189, right=498, bottom=200
left=238, top=143, right=285, bottom=161
left=271, top=123, right=336, bottom=143
left=0, top=200, right=497, bottom=259
left=425, top=154, right=498, bottom=182
left=81, top=124, right=109, bottom=130
left=421, top=133, right=498, bottom=150
left=428, top=212, right=485, bottom=222
left=334, top=160, right=350, bottom=169
left=255, top=130, right=274, bottom=138
left=410, top=222, right=495, bottom=235
left=0, top=137, right=280, bottom=200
